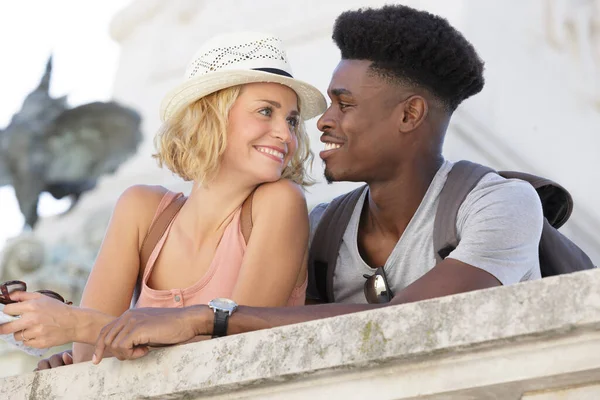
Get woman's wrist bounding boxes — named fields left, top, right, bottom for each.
left=71, top=307, right=115, bottom=344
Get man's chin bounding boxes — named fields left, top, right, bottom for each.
left=324, top=166, right=367, bottom=184
left=324, top=167, right=341, bottom=184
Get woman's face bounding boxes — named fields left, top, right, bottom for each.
left=221, top=82, right=300, bottom=184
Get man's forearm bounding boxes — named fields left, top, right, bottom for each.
left=187, top=303, right=383, bottom=337
left=187, top=261, right=501, bottom=337
left=230, top=303, right=381, bottom=334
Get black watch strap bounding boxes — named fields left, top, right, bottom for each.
left=212, top=309, right=229, bottom=338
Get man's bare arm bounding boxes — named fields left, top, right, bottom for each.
left=93, top=258, right=500, bottom=362
left=226, top=258, right=500, bottom=334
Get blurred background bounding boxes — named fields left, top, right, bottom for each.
left=0, top=0, right=598, bottom=376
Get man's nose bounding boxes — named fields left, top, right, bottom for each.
left=317, top=106, right=334, bottom=132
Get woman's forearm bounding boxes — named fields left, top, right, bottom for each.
left=72, top=307, right=116, bottom=344
left=72, top=342, right=94, bottom=363
left=72, top=308, right=117, bottom=363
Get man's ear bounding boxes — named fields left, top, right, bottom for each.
left=398, top=96, right=428, bottom=133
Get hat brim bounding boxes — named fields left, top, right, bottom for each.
left=160, top=69, right=327, bottom=122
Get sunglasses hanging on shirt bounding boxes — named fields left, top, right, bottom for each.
left=363, top=267, right=394, bottom=304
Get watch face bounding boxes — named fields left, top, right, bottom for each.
left=209, top=298, right=238, bottom=313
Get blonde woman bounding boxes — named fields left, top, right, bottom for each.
left=0, top=32, right=326, bottom=364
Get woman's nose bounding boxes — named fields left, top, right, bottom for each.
left=272, top=119, right=293, bottom=143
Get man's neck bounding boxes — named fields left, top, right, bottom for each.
left=362, top=156, right=444, bottom=239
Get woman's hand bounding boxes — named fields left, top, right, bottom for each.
left=0, top=291, right=77, bottom=348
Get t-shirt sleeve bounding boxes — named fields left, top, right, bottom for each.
left=447, top=173, right=544, bottom=285
left=308, top=203, right=328, bottom=247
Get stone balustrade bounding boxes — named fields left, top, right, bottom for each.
left=2, top=268, right=599, bottom=399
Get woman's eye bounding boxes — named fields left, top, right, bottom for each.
left=259, top=107, right=273, bottom=117
left=287, top=117, right=299, bottom=129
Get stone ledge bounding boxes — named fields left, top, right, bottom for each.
left=2, top=268, right=599, bottom=399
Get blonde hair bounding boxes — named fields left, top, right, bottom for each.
left=154, top=85, right=314, bottom=186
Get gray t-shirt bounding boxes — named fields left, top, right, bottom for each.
left=309, top=160, right=543, bottom=304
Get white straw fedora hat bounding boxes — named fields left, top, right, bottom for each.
left=160, top=32, right=327, bottom=122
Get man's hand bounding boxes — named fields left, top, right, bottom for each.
left=92, top=306, right=210, bottom=364
left=35, top=350, right=73, bottom=371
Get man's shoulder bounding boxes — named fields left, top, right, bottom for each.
left=456, top=170, right=544, bottom=238
left=309, top=202, right=328, bottom=223
left=309, top=185, right=368, bottom=226
left=463, top=171, right=542, bottom=212
left=308, top=185, right=368, bottom=244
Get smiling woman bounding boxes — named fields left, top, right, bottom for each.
left=155, top=82, right=312, bottom=187
left=0, top=31, right=327, bottom=365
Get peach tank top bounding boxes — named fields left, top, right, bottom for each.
left=135, top=191, right=307, bottom=308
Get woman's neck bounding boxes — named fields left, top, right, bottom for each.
left=179, top=174, right=257, bottom=239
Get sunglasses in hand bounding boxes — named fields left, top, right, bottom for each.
left=0, top=280, right=72, bottom=306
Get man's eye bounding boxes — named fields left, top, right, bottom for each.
left=259, top=107, right=273, bottom=116
left=339, top=102, right=349, bottom=110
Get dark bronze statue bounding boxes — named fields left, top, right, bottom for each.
left=0, top=57, right=142, bottom=228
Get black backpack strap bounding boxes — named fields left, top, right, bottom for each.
left=433, top=161, right=494, bottom=263
left=307, top=185, right=367, bottom=302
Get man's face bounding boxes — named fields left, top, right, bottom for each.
left=317, top=60, right=408, bottom=183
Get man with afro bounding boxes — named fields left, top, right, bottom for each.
left=85, top=4, right=544, bottom=362
left=305, top=4, right=541, bottom=304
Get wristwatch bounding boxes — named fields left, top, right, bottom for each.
left=208, top=298, right=238, bottom=338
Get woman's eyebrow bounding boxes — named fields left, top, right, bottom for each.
left=257, top=99, right=281, bottom=108
left=258, top=99, right=299, bottom=115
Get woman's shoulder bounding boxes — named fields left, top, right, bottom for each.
left=114, top=185, right=177, bottom=230
left=254, top=179, right=305, bottom=203
left=252, top=179, right=307, bottom=218
left=117, top=184, right=172, bottom=210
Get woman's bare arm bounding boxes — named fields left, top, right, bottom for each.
left=72, top=185, right=165, bottom=362
left=230, top=179, right=309, bottom=307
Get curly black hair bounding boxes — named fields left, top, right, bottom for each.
left=333, top=4, right=485, bottom=111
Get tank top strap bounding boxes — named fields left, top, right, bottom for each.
left=148, top=190, right=184, bottom=227
left=141, top=190, right=184, bottom=279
